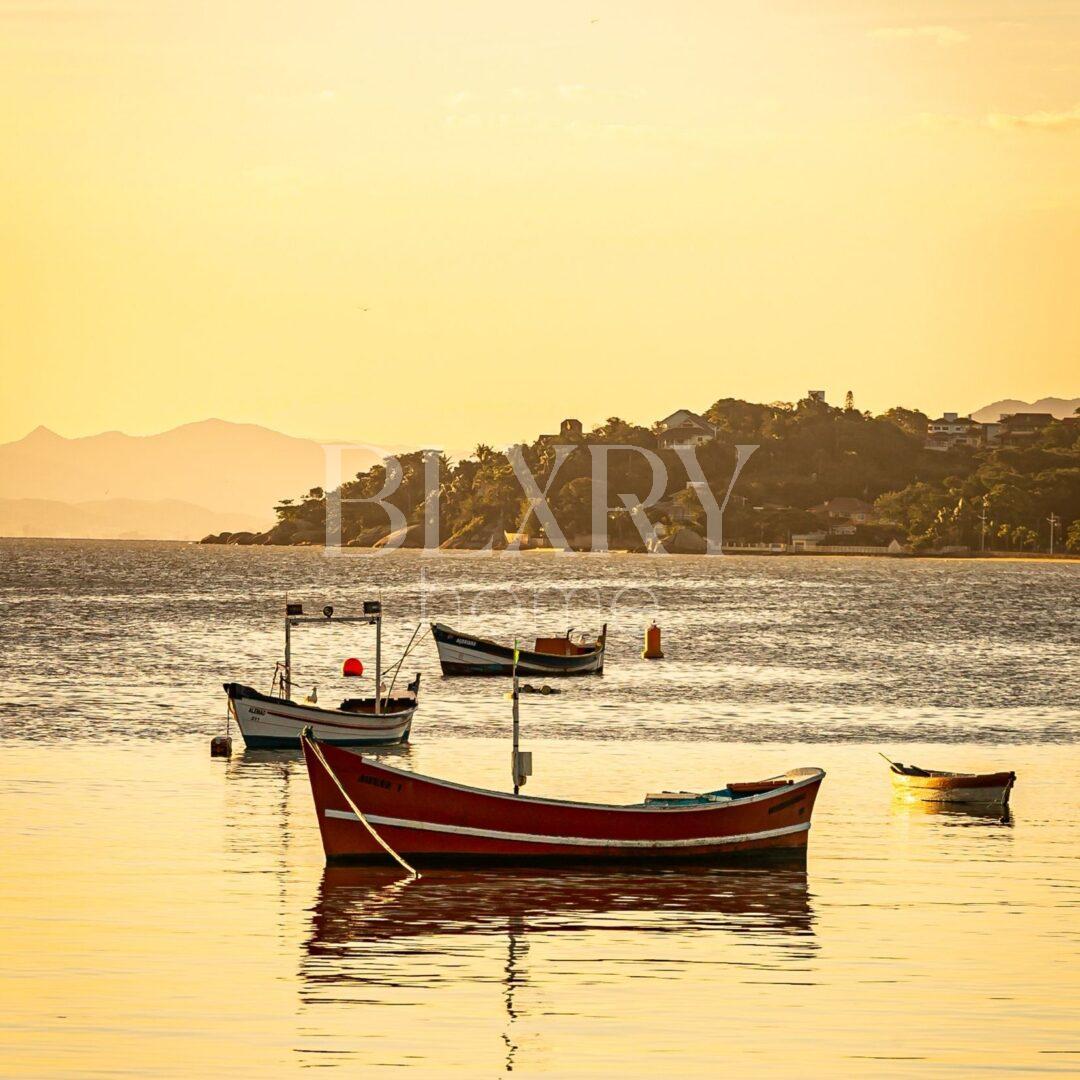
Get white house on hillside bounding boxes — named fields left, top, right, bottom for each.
left=809, top=497, right=877, bottom=523
left=656, top=409, right=715, bottom=450
left=926, top=412, right=982, bottom=450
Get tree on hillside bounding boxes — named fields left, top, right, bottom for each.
left=1012, top=525, right=1038, bottom=551
left=588, top=417, right=654, bottom=446
left=245, top=396, right=1078, bottom=552
left=1067, top=520, right=1080, bottom=553
left=879, top=406, right=930, bottom=436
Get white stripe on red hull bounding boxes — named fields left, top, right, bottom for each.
left=326, top=808, right=811, bottom=849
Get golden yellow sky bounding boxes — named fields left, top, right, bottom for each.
left=1, top=1, right=1078, bottom=448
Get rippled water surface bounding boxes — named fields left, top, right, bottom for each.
left=3, top=539, right=1078, bottom=742
left=1, top=540, right=1078, bottom=1076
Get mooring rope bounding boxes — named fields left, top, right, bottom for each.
left=305, top=736, right=420, bottom=879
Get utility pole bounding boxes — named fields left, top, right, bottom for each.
left=979, top=497, right=989, bottom=553
left=1047, top=512, right=1060, bottom=555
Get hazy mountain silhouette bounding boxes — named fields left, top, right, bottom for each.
left=0, top=498, right=268, bottom=541
left=0, top=420, right=382, bottom=537
left=971, top=397, right=1080, bottom=422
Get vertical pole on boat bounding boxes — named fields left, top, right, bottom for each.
left=284, top=610, right=292, bottom=700
left=374, top=609, right=382, bottom=715
left=512, top=640, right=521, bottom=794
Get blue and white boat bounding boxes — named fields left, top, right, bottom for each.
left=431, top=622, right=606, bottom=677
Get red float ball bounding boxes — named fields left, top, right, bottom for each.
left=341, top=657, right=364, bottom=678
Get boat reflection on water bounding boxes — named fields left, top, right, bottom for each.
left=231, top=743, right=417, bottom=769
left=305, top=861, right=815, bottom=948
left=892, top=792, right=1014, bottom=827
left=301, top=861, right=816, bottom=1068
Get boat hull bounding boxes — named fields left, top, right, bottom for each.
left=302, top=738, right=825, bottom=866
left=891, top=770, right=1015, bottom=805
left=431, top=623, right=604, bottom=677
left=225, top=684, right=415, bottom=748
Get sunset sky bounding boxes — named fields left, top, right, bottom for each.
left=2, top=1, right=1078, bottom=449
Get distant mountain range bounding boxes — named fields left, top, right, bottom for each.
left=2, top=403, right=1075, bottom=541
left=0, top=420, right=382, bottom=540
left=971, top=397, right=1080, bottom=423
left=0, top=498, right=267, bottom=542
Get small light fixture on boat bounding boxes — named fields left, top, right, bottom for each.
left=512, top=749, right=532, bottom=789
left=286, top=602, right=304, bottom=617
left=323, top=604, right=334, bottom=619
left=363, top=600, right=382, bottom=616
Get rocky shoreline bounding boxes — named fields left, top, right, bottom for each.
left=197, top=527, right=1077, bottom=558
left=198, top=522, right=714, bottom=553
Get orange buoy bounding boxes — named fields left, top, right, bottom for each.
left=342, top=657, right=364, bottom=678
left=642, top=622, right=664, bottom=659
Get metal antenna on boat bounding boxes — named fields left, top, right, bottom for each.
left=384, top=623, right=424, bottom=700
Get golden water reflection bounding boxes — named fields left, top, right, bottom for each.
left=306, top=862, right=816, bottom=947
left=892, top=793, right=1014, bottom=826
left=2, top=738, right=1077, bottom=1077
left=301, top=863, right=817, bottom=1073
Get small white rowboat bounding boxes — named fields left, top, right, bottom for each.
left=887, top=761, right=1016, bottom=805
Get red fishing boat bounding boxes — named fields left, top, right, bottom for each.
left=302, top=651, right=824, bottom=870
left=301, top=736, right=824, bottom=867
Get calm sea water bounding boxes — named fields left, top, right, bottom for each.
left=1, top=540, right=1078, bottom=1077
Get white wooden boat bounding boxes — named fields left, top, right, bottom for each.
left=225, top=600, right=421, bottom=748
left=225, top=677, right=418, bottom=748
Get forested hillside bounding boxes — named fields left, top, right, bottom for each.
left=203, top=396, right=1080, bottom=553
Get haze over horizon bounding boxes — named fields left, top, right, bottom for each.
left=4, top=393, right=1079, bottom=453
left=3, top=2, right=1080, bottom=448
